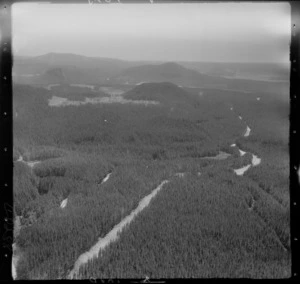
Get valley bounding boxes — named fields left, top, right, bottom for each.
left=12, top=53, right=290, bottom=279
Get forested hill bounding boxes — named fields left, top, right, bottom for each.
left=123, top=82, right=200, bottom=105
left=13, top=53, right=146, bottom=85
left=13, top=53, right=289, bottom=96
left=14, top=53, right=140, bottom=74
left=32, top=68, right=68, bottom=85
left=113, top=62, right=221, bottom=86
left=114, top=62, right=288, bottom=94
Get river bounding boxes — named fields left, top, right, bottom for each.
left=101, top=172, right=112, bottom=184
left=233, top=141, right=261, bottom=175
left=60, top=198, right=68, bottom=209
left=234, top=164, right=252, bottom=176
left=244, top=126, right=251, bottom=137
left=233, top=152, right=261, bottom=176
left=17, top=155, right=41, bottom=168
left=232, top=117, right=261, bottom=175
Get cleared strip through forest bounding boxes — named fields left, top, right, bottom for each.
left=67, top=180, right=170, bottom=279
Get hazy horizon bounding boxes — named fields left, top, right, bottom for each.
left=15, top=51, right=291, bottom=66
left=12, top=2, right=291, bottom=63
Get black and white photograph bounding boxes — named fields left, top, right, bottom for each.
left=11, top=1, right=291, bottom=279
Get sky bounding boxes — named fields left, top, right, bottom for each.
left=12, top=2, right=291, bottom=63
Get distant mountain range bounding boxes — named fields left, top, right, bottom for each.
left=177, top=61, right=290, bottom=81
left=112, top=62, right=229, bottom=87
left=13, top=53, right=289, bottom=95
left=113, top=62, right=288, bottom=94
left=13, top=53, right=145, bottom=84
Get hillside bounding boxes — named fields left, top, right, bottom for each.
left=14, top=53, right=138, bottom=71
left=13, top=53, right=145, bottom=85
left=28, top=67, right=109, bottom=86
left=123, top=82, right=199, bottom=105
left=178, top=61, right=290, bottom=81
left=115, top=62, right=288, bottom=95
left=113, top=62, right=221, bottom=86
left=32, top=68, right=68, bottom=85
left=13, top=53, right=290, bottom=83
left=13, top=54, right=289, bottom=96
